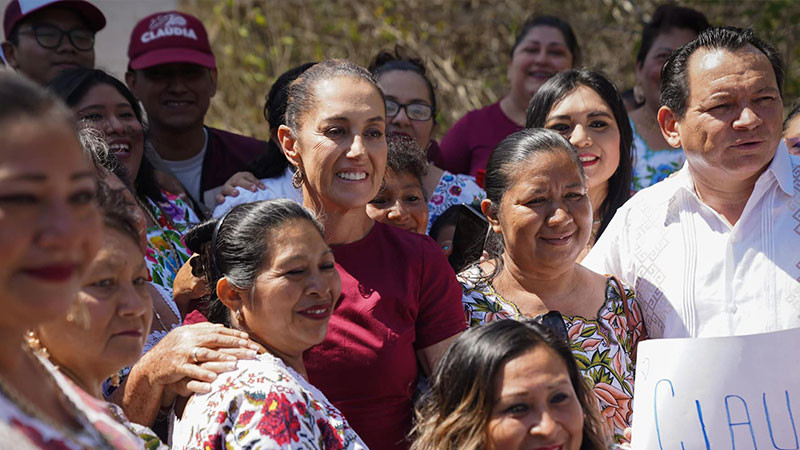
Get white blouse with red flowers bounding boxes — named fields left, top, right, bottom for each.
left=172, top=352, right=367, bottom=450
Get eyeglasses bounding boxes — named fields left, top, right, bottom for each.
left=386, top=99, right=433, bottom=121
left=18, top=24, right=95, bottom=51
left=535, top=310, right=569, bottom=343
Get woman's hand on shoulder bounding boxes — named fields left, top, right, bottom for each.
left=138, top=323, right=259, bottom=393
left=215, top=171, right=265, bottom=205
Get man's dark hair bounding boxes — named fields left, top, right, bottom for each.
left=660, top=26, right=784, bottom=119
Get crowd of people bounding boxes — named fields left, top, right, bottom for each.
left=0, top=0, right=798, bottom=449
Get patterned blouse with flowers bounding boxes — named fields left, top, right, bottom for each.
left=426, top=171, right=485, bottom=233
left=459, top=265, right=647, bottom=443
left=144, top=191, right=198, bottom=294
left=102, top=192, right=196, bottom=399
left=172, top=352, right=367, bottom=450
left=630, top=118, right=685, bottom=192
left=0, top=353, right=144, bottom=450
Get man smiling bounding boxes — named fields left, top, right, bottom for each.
left=584, top=27, right=800, bottom=339
left=126, top=11, right=267, bottom=208
left=2, top=0, right=105, bottom=85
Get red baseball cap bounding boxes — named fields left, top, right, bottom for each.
left=128, top=11, right=215, bottom=70
left=4, top=0, right=106, bottom=40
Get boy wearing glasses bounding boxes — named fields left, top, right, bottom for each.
left=2, top=0, right=105, bottom=85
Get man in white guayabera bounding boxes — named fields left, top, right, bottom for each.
left=583, top=26, right=800, bottom=339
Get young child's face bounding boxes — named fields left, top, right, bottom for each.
left=366, top=169, right=428, bottom=234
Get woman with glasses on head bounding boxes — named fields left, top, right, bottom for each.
left=458, top=128, right=646, bottom=444
left=369, top=48, right=485, bottom=232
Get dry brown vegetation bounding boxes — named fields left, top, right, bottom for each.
left=180, top=0, right=800, bottom=141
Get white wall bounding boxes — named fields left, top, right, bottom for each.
left=1, top=0, right=178, bottom=78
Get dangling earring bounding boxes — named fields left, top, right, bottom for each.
left=25, top=330, right=49, bottom=358
left=109, top=371, right=121, bottom=387
left=292, top=168, right=304, bottom=189
left=633, top=84, right=645, bottom=106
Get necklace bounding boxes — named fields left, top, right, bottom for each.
left=0, top=343, right=114, bottom=449
left=153, top=308, right=167, bottom=330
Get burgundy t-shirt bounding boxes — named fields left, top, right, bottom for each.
left=201, top=127, right=268, bottom=192
left=438, top=101, right=522, bottom=177
left=304, top=222, right=466, bottom=450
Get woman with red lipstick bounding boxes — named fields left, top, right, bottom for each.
left=412, top=319, right=610, bottom=450
left=369, top=49, right=485, bottom=233
left=173, top=199, right=367, bottom=449
left=0, top=71, right=144, bottom=449
left=459, top=129, right=645, bottom=444
left=439, top=15, right=579, bottom=177
left=31, top=181, right=166, bottom=448
left=278, top=60, right=466, bottom=450
left=526, top=69, right=633, bottom=259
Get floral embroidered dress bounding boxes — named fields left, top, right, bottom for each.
left=173, top=352, right=367, bottom=449
left=427, top=171, right=485, bottom=232
left=630, top=118, right=684, bottom=192
left=0, top=354, right=144, bottom=449
left=144, top=191, right=198, bottom=294
left=459, top=265, right=646, bottom=443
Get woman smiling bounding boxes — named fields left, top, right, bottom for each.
left=0, top=71, right=143, bottom=449
left=459, top=128, right=645, bottom=443
left=172, top=199, right=366, bottom=448
left=279, top=60, right=465, bottom=450
left=526, top=69, right=633, bottom=257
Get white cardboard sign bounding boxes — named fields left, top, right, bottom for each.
left=631, top=327, right=800, bottom=449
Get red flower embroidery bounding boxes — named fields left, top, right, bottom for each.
left=256, top=392, right=301, bottom=445
left=214, top=411, right=227, bottom=424
left=449, top=185, right=462, bottom=196
left=294, top=400, right=308, bottom=417
left=238, top=410, right=255, bottom=426
left=317, top=418, right=344, bottom=450
left=201, top=433, right=223, bottom=450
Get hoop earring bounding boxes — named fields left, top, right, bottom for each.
left=291, top=168, right=304, bottom=189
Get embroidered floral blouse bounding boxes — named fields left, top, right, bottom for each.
left=103, top=192, right=194, bottom=399
left=459, top=265, right=647, bottom=443
left=173, top=352, right=367, bottom=449
left=630, top=118, right=684, bottom=192
left=144, top=191, right=197, bottom=297
left=427, top=171, right=485, bottom=232
left=0, top=354, right=144, bottom=450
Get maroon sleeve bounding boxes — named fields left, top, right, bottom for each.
left=414, top=237, right=467, bottom=349
left=438, top=112, right=473, bottom=175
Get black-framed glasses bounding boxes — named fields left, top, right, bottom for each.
left=18, top=24, right=95, bottom=51
left=385, top=99, right=433, bottom=121
left=535, top=310, right=569, bottom=343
